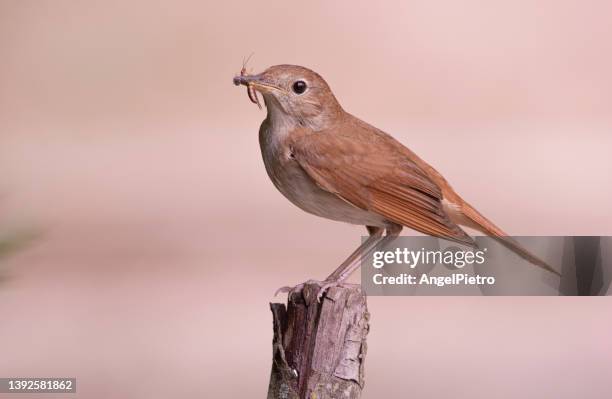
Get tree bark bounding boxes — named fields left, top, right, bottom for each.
left=267, top=282, right=369, bottom=399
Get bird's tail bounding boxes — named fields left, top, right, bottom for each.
left=460, top=201, right=561, bottom=276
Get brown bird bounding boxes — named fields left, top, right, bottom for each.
left=233, top=64, right=560, bottom=298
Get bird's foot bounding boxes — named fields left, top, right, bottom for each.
left=274, top=279, right=357, bottom=302
left=274, top=282, right=305, bottom=297
left=314, top=279, right=360, bottom=302
left=274, top=279, right=328, bottom=297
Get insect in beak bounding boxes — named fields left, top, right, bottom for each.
left=246, top=84, right=262, bottom=109
left=236, top=53, right=262, bottom=109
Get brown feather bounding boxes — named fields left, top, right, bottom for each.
left=289, top=116, right=475, bottom=247
left=461, top=201, right=561, bottom=275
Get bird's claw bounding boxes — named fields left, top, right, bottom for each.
left=315, top=279, right=360, bottom=302
left=275, top=279, right=356, bottom=302
left=315, top=280, right=339, bottom=302
left=274, top=282, right=305, bottom=297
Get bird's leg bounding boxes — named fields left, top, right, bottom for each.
left=324, top=226, right=385, bottom=282
left=315, top=224, right=403, bottom=300
left=274, top=226, right=384, bottom=297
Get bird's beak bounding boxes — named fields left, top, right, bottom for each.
left=232, top=74, right=281, bottom=93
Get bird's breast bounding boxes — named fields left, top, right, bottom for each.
left=258, top=122, right=386, bottom=227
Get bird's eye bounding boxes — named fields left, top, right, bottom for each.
left=292, top=80, right=307, bottom=94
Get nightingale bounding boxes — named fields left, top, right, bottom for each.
left=233, top=64, right=560, bottom=298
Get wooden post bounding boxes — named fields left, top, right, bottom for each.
left=267, top=282, right=370, bottom=399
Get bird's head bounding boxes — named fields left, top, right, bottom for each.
left=234, top=64, right=343, bottom=130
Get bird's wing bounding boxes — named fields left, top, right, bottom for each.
left=290, top=124, right=474, bottom=246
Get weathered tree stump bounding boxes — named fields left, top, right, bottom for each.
left=267, top=282, right=370, bottom=399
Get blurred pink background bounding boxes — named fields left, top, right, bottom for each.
left=1, top=1, right=611, bottom=398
